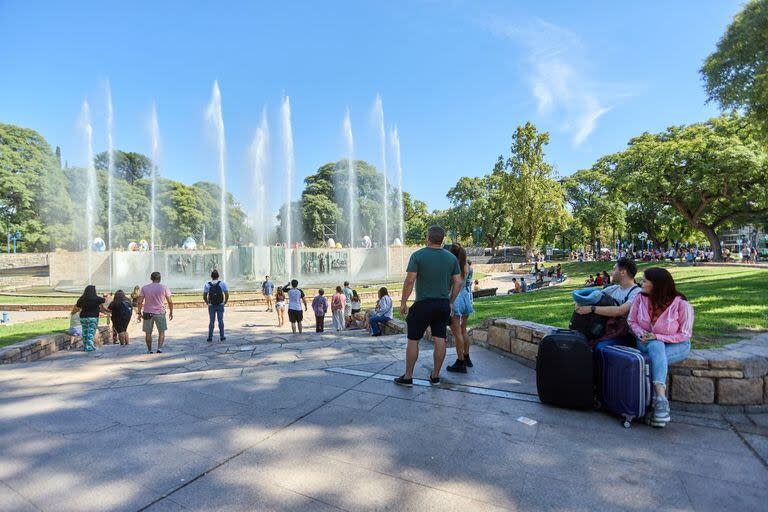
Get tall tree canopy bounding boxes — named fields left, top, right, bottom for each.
left=494, top=123, right=567, bottom=258
left=701, top=0, right=768, bottom=134
left=446, top=173, right=513, bottom=251
left=0, top=123, right=75, bottom=251
left=615, top=114, right=768, bottom=260
left=94, top=150, right=153, bottom=184
left=563, top=163, right=626, bottom=251
left=285, top=160, right=404, bottom=247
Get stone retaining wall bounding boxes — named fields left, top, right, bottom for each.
left=0, top=325, right=111, bottom=364
left=459, top=318, right=768, bottom=407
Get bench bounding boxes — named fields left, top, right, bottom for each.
left=472, top=287, right=498, bottom=299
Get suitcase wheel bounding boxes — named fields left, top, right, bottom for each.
left=622, top=420, right=632, bottom=429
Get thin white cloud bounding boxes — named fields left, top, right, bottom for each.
left=488, top=16, right=616, bottom=147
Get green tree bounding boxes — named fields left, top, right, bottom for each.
left=446, top=173, right=513, bottom=252
left=563, top=164, right=626, bottom=251
left=616, top=114, right=768, bottom=260
left=95, top=150, right=153, bottom=185
left=495, top=123, right=567, bottom=259
left=403, top=191, right=429, bottom=244
left=0, top=123, right=75, bottom=251
left=701, top=0, right=768, bottom=134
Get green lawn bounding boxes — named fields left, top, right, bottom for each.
left=0, top=318, right=69, bottom=348
left=471, top=262, right=768, bottom=349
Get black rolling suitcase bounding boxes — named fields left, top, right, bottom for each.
left=536, top=329, right=594, bottom=409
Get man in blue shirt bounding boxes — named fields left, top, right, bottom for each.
left=203, top=270, right=229, bottom=342
left=262, top=275, right=274, bottom=312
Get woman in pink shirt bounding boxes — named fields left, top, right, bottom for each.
left=628, top=267, right=694, bottom=428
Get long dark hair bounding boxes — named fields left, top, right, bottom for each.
left=643, top=267, right=687, bottom=310
left=113, top=289, right=127, bottom=304
left=449, top=243, right=467, bottom=279
left=80, top=285, right=98, bottom=302
left=378, top=287, right=389, bottom=298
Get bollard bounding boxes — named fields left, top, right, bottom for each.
left=1, top=312, right=8, bottom=324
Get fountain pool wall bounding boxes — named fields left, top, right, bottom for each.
left=39, top=246, right=418, bottom=291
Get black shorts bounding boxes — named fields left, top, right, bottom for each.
left=288, top=309, right=303, bottom=323
left=406, top=299, right=451, bottom=341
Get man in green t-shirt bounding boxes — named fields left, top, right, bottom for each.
left=395, top=225, right=462, bottom=387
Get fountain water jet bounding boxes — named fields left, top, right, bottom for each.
left=250, top=108, right=269, bottom=247
left=206, top=81, right=227, bottom=280
left=281, top=96, right=295, bottom=275
left=342, top=108, right=356, bottom=248
left=80, top=101, right=98, bottom=283
left=373, top=94, right=390, bottom=275
left=150, top=104, right=160, bottom=270
left=390, top=125, right=404, bottom=245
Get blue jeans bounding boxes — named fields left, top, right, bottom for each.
left=636, top=339, right=691, bottom=386
left=369, top=314, right=390, bottom=335
left=593, top=337, right=627, bottom=351
left=208, top=304, right=225, bottom=339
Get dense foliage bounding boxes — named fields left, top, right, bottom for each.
left=0, top=123, right=248, bottom=251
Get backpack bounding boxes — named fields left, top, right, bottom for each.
left=569, top=285, right=639, bottom=341
left=119, top=300, right=132, bottom=320
left=208, top=281, right=224, bottom=305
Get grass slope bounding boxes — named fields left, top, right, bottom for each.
left=0, top=318, right=69, bottom=348
left=471, top=262, right=768, bottom=349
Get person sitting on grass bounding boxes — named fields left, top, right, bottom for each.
left=369, top=287, right=394, bottom=337
left=628, top=267, right=693, bottom=428
left=520, top=277, right=528, bottom=293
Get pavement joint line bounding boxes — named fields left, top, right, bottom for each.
left=325, top=367, right=540, bottom=403
left=135, top=357, right=399, bottom=512
left=723, top=415, right=768, bottom=469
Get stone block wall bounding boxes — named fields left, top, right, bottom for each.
left=0, top=325, right=110, bottom=364
left=463, top=318, right=768, bottom=407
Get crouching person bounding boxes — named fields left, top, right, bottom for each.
left=628, top=267, right=693, bottom=428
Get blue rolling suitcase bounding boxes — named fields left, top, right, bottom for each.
left=597, top=345, right=651, bottom=428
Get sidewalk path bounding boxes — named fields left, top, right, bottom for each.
left=0, top=307, right=766, bottom=511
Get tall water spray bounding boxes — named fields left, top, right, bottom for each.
left=343, top=108, right=356, bottom=247
left=390, top=126, right=404, bottom=245
left=150, top=104, right=160, bottom=267
left=250, top=108, right=269, bottom=247
left=206, top=81, right=227, bottom=279
left=373, top=94, right=390, bottom=274
left=80, top=101, right=98, bottom=283
left=281, top=96, right=295, bottom=253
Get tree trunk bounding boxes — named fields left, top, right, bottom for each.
left=698, top=224, right=723, bottom=261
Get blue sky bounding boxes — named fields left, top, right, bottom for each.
left=0, top=0, right=741, bottom=217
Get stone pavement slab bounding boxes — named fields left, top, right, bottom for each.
left=1, top=307, right=767, bottom=511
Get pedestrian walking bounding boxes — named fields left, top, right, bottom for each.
left=311, top=289, right=328, bottom=332
left=283, top=279, right=308, bottom=334
left=262, top=275, right=274, bottom=312
left=76, top=285, right=105, bottom=352
left=394, top=226, right=462, bottom=386
left=135, top=272, right=174, bottom=354
left=204, top=270, right=229, bottom=342
left=104, top=289, right=132, bottom=345
left=342, top=281, right=353, bottom=324
left=331, top=286, right=346, bottom=331
left=275, top=287, right=286, bottom=327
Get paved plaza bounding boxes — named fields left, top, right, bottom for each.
left=1, top=307, right=767, bottom=511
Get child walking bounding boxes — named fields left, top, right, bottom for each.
left=312, top=289, right=328, bottom=332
